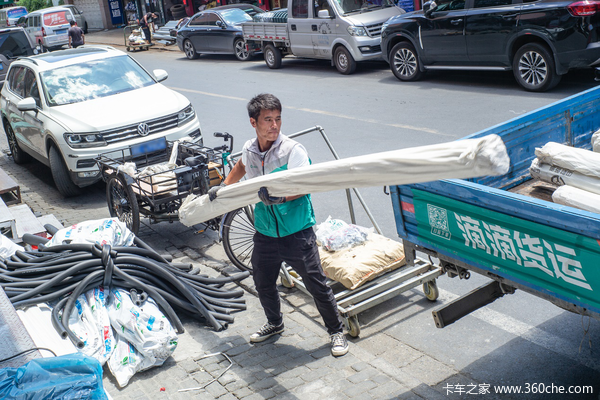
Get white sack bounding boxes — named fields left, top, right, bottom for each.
left=0, top=233, right=23, bottom=258
left=529, top=158, right=600, bottom=195
left=535, top=142, right=600, bottom=178
left=107, top=289, right=177, bottom=369
left=68, top=287, right=116, bottom=365
left=46, top=218, right=135, bottom=247
left=552, top=185, right=600, bottom=214
left=180, top=134, right=510, bottom=226
left=592, top=129, right=600, bottom=152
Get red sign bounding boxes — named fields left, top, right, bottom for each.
left=43, top=11, right=69, bottom=26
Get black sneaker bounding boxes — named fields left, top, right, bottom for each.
left=330, top=332, right=349, bottom=357
left=250, top=322, right=284, bottom=343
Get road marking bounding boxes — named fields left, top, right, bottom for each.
left=438, top=288, right=600, bottom=372
left=169, top=87, right=448, bottom=136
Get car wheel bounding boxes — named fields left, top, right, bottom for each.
left=334, top=46, right=356, bottom=75
left=390, top=42, right=423, bottom=81
left=234, top=38, right=250, bottom=61
left=3, top=122, right=30, bottom=164
left=49, top=145, right=81, bottom=197
left=84, top=22, right=88, bottom=34
left=264, top=44, right=282, bottom=69
left=183, top=39, right=198, bottom=60
left=513, top=43, right=561, bottom=92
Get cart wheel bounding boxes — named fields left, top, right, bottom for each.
left=126, top=46, right=131, bottom=52
left=346, top=316, right=360, bottom=338
left=106, top=174, right=140, bottom=235
left=423, top=280, right=439, bottom=301
left=222, top=206, right=255, bottom=272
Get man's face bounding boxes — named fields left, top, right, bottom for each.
left=251, top=108, right=282, bottom=149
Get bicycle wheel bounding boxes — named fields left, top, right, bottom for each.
left=222, top=206, right=255, bottom=272
left=106, top=174, right=140, bottom=234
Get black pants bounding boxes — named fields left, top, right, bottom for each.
left=251, top=228, right=343, bottom=335
left=142, top=26, right=151, bottom=43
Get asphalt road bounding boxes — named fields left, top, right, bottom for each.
left=7, top=47, right=600, bottom=398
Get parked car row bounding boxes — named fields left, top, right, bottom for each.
left=0, top=46, right=203, bottom=197
left=174, top=0, right=600, bottom=91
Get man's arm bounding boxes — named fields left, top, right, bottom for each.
left=224, top=159, right=246, bottom=185
left=81, top=31, right=85, bottom=44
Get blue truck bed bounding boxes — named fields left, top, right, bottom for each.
left=391, top=85, right=600, bottom=324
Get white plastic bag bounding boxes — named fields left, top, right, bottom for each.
left=46, top=218, right=135, bottom=247
left=315, top=217, right=370, bottom=251
left=107, top=288, right=177, bottom=371
left=108, top=334, right=144, bottom=388
left=67, top=287, right=115, bottom=365
left=535, top=142, right=600, bottom=178
left=592, top=129, right=600, bottom=152
left=0, top=233, right=23, bottom=258
left=552, top=185, right=600, bottom=214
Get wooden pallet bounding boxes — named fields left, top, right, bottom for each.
left=0, top=167, right=20, bottom=205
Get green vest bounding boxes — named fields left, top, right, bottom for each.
left=253, top=164, right=316, bottom=238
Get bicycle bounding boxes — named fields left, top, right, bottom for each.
left=96, top=132, right=255, bottom=271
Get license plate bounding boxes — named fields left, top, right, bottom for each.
left=56, top=29, right=67, bottom=35
left=130, top=137, right=167, bottom=156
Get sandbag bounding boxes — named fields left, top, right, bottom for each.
left=319, top=233, right=406, bottom=290
left=180, top=134, right=510, bottom=226
left=529, top=158, right=600, bottom=195
left=535, top=142, right=600, bottom=178
left=552, top=185, right=600, bottom=214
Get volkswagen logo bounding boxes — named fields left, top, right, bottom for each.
left=137, top=122, right=150, bottom=137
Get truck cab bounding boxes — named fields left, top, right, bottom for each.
left=244, top=0, right=404, bottom=73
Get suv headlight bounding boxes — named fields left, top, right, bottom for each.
left=347, top=26, right=368, bottom=36
left=178, top=105, right=196, bottom=126
left=64, top=133, right=107, bottom=148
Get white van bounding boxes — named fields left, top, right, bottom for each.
left=0, top=6, right=28, bottom=27
left=22, top=7, right=75, bottom=50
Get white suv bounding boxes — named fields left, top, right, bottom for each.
left=0, top=45, right=202, bottom=196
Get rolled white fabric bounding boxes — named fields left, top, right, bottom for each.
left=535, top=142, right=600, bottom=178
left=179, top=134, right=510, bottom=226
left=552, top=185, right=600, bottom=214
left=592, top=129, right=600, bottom=153
left=529, top=158, right=600, bottom=195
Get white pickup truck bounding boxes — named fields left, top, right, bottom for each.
left=242, top=0, right=404, bottom=74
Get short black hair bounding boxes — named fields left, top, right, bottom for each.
left=69, top=20, right=76, bottom=26
left=247, top=93, right=282, bottom=120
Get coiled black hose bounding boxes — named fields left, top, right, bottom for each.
left=1, top=236, right=249, bottom=348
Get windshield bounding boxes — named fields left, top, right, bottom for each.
left=0, top=32, right=34, bottom=58
left=219, top=8, right=252, bottom=24
left=40, top=55, right=155, bottom=106
left=331, top=0, right=395, bottom=14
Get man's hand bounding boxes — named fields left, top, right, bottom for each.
left=258, top=187, right=286, bottom=205
left=208, top=182, right=226, bottom=201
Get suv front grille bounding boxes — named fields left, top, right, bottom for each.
left=102, top=113, right=179, bottom=144
left=366, top=23, right=383, bottom=37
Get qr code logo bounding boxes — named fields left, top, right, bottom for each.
left=427, top=204, right=451, bottom=240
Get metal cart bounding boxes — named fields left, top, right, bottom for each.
left=124, top=23, right=151, bottom=52
left=96, top=134, right=255, bottom=271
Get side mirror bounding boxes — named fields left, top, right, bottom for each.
left=216, top=20, right=226, bottom=28
left=423, top=0, right=435, bottom=16
left=153, top=69, right=168, bottom=82
left=317, top=9, right=331, bottom=18
left=17, top=97, right=37, bottom=112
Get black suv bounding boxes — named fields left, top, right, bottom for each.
left=380, top=0, right=600, bottom=91
left=0, top=27, right=37, bottom=87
